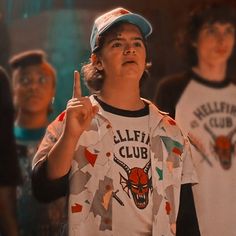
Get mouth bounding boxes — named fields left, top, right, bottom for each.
left=122, top=60, right=137, bottom=65
left=25, top=95, right=42, bottom=101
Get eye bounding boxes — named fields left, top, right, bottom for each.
left=225, top=27, right=235, bottom=35
left=133, top=41, right=143, bottom=47
left=111, top=42, right=122, bottom=48
left=38, top=76, right=47, bottom=84
left=206, top=27, right=217, bottom=35
left=19, top=76, right=31, bottom=85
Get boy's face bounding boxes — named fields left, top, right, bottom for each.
left=195, top=22, right=235, bottom=65
left=97, top=23, right=146, bottom=85
left=13, top=63, right=55, bottom=115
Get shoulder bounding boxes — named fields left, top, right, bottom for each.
left=154, top=71, right=192, bottom=101
left=161, top=114, right=182, bottom=133
left=149, top=103, right=183, bottom=135
left=153, top=110, right=185, bottom=143
left=157, top=71, right=191, bottom=90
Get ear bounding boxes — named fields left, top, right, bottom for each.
left=52, top=86, right=56, bottom=97
left=91, top=53, right=103, bottom=71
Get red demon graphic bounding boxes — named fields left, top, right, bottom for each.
left=113, top=155, right=152, bottom=209
left=204, top=124, right=236, bottom=169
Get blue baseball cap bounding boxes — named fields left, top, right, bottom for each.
left=90, top=7, right=153, bottom=52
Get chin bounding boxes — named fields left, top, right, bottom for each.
left=124, top=70, right=143, bottom=78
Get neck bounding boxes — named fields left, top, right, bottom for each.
left=99, top=79, right=144, bottom=110
left=193, top=61, right=227, bottom=82
left=15, top=110, right=49, bottom=129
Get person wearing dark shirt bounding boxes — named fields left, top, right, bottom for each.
left=0, top=67, right=21, bottom=236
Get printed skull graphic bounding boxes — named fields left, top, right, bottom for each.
left=204, top=124, right=236, bottom=169
left=113, top=155, right=152, bottom=209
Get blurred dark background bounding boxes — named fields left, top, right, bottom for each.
left=0, top=0, right=235, bottom=118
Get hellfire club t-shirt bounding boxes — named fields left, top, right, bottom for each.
left=175, top=74, right=236, bottom=236
left=96, top=97, right=153, bottom=236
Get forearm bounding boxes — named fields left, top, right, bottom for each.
left=47, top=130, right=82, bottom=180
left=45, top=93, right=97, bottom=180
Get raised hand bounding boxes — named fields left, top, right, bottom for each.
left=64, top=70, right=98, bottom=139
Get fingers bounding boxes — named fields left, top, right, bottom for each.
left=92, top=105, right=99, bottom=115
left=67, top=97, right=96, bottom=119
left=72, top=70, right=82, bottom=99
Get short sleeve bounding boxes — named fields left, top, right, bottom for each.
left=181, top=137, right=198, bottom=184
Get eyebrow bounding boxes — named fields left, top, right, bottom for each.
left=107, top=36, right=144, bottom=44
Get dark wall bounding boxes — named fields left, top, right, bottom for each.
left=0, top=0, right=235, bottom=114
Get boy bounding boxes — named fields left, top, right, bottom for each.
left=154, top=3, right=236, bottom=236
left=32, top=8, right=197, bottom=236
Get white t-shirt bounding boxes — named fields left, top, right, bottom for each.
left=176, top=79, right=236, bottom=236
left=100, top=100, right=153, bottom=236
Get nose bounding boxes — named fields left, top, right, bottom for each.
left=123, top=44, right=136, bottom=55
left=28, top=79, right=40, bottom=90
left=216, top=32, right=227, bottom=44
left=217, top=34, right=224, bottom=43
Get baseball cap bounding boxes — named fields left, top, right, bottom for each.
left=90, top=7, right=153, bottom=52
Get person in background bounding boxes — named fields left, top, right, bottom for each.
left=154, top=2, right=236, bottom=236
left=9, top=50, right=67, bottom=236
left=0, top=67, right=21, bottom=236
left=32, top=7, right=197, bottom=236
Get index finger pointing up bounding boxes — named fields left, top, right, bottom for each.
left=72, top=70, right=82, bottom=98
